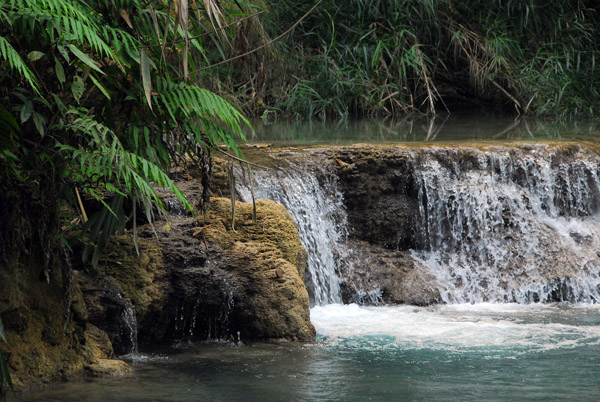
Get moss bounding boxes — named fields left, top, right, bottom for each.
left=95, top=236, right=167, bottom=318
left=83, top=324, right=113, bottom=361
left=206, top=198, right=308, bottom=278
left=0, top=265, right=92, bottom=391
left=200, top=197, right=315, bottom=340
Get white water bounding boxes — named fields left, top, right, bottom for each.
left=311, top=303, right=600, bottom=355
left=238, top=161, right=346, bottom=305
left=239, top=145, right=600, bottom=306
left=412, top=146, right=600, bottom=303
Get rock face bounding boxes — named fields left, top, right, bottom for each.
left=1, top=160, right=314, bottom=390
left=0, top=256, right=131, bottom=391
left=300, top=143, right=600, bottom=305
left=324, top=146, right=441, bottom=305
left=200, top=198, right=314, bottom=340
left=331, top=147, right=419, bottom=251
left=339, top=240, right=441, bottom=306
left=83, top=195, right=314, bottom=351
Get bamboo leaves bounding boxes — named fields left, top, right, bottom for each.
left=140, top=48, right=153, bottom=110
left=67, top=44, right=104, bottom=75
left=264, top=0, right=599, bottom=119
left=0, top=0, right=251, bottom=270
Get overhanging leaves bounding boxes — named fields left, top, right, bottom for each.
left=140, top=47, right=152, bottom=110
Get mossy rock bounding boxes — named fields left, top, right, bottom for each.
left=205, top=198, right=309, bottom=278
left=95, top=235, right=167, bottom=319
left=198, top=197, right=314, bottom=340
left=0, top=266, right=94, bottom=391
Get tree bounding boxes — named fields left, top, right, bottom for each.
left=0, top=0, right=251, bottom=264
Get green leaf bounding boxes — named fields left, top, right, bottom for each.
left=27, top=51, right=45, bottom=61
left=140, top=48, right=152, bottom=110
left=57, top=45, right=70, bottom=63
left=33, top=112, right=45, bottom=137
left=0, top=104, right=18, bottom=134
left=55, top=58, right=66, bottom=84
left=0, top=317, right=6, bottom=342
left=20, top=100, right=33, bottom=123
left=72, top=75, right=85, bottom=103
left=67, top=44, right=104, bottom=75
left=89, top=74, right=110, bottom=100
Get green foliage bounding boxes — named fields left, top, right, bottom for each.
left=0, top=317, right=12, bottom=393
left=246, top=0, right=600, bottom=119
left=0, top=0, right=251, bottom=267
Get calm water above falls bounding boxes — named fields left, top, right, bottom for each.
left=11, top=119, right=600, bottom=401
left=247, top=116, right=600, bottom=144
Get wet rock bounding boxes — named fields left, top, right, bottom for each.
left=84, top=323, right=114, bottom=360
left=339, top=240, right=441, bottom=306
left=85, top=359, right=132, bottom=378
left=84, top=196, right=314, bottom=346
left=181, top=198, right=315, bottom=341
left=0, top=264, right=92, bottom=391
left=329, top=146, right=418, bottom=250
left=79, top=273, right=139, bottom=355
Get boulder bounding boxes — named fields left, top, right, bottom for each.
left=200, top=198, right=314, bottom=340
left=82, top=196, right=314, bottom=348
left=339, top=240, right=441, bottom=306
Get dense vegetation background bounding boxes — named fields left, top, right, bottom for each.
left=0, top=0, right=599, bottom=392
left=217, top=0, right=599, bottom=120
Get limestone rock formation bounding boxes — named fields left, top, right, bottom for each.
left=83, top=196, right=314, bottom=351
left=339, top=240, right=441, bottom=306
left=201, top=198, right=313, bottom=340
left=0, top=258, right=130, bottom=391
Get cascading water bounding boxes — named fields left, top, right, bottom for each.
left=238, top=159, right=346, bottom=305
left=239, top=144, right=600, bottom=306
left=119, top=297, right=139, bottom=356
left=411, top=145, right=600, bottom=304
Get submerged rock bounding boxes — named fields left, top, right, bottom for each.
left=85, top=359, right=132, bottom=378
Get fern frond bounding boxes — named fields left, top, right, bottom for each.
left=155, top=77, right=249, bottom=139
left=0, top=36, right=39, bottom=91
left=64, top=111, right=193, bottom=214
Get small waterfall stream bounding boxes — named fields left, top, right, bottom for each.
left=240, top=145, right=600, bottom=306
left=239, top=160, right=347, bottom=305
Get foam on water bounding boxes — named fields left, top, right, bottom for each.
left=311, top=303, right=600, bottom=355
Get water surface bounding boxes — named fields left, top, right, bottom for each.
left=11, top=304, right=600, bottom=401
left=247, top=116, right=600, bottom=145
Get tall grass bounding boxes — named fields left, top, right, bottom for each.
left=219, top=0, right=599, bottom=120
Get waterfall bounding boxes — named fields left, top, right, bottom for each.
left=238, top=144, right=600, bottom=306
left=411, top=146, right=600, bottom=303
left=238, top=159, right=346, bottom=305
